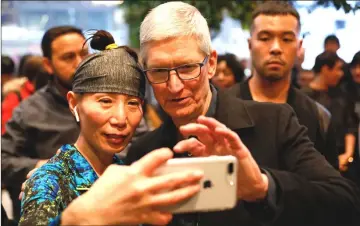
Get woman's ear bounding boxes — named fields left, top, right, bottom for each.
left=67, top=91, right=79, bottom=122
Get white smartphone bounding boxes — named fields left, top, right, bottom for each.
left=154, top=155, right=238, bottom=213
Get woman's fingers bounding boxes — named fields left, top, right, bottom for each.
left=131, top=148, right=173, bottom=176
left=26, top=167, right=38, bottom=179
left=149, top=183, right=201, bottom=206
left=145, top=170, right=203, bottom=193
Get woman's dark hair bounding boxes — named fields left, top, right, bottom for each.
left=18, top=54, right=33, bottom=76
left=312, top=51, right=340, bottom=74
left=217, top=53, right=245, bottom=83
left=88, top=29, right=139, bottom=63
left=350, top=51, right=360, bottom=69
left=1, top=55, right=15, bottom=75
left=22, top=56, right=48, bottom=82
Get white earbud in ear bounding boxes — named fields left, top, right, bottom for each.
left=73, top=106, right=80, bottom=122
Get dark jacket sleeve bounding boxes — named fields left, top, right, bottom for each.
left=1, top=106, right=39, bottom=186
left=314, top=102, right=339, bottom=169
left=269, top=104, right=360, bottom=226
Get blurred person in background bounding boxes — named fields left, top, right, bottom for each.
left=2, top=55, right=37, bottom=102
left=17, top=54, right=34, bottom=76
left=324, top=34, right=340, bottom=53
left=291, top=46, right=315, bottom=88
left=347, top=51, right=360, bottom=98
left=344, top=51, right=360, bottom=186
left=2, top=56, right=45, bottom=135
left=302, top=51, right=358, bottom=179
left=227, top=1, right=338, bottom=168
left=1, top=56, right=16, bottom=99
left=211, top=53, right=245, bottom=89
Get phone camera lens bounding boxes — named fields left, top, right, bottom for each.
left=227, top=163, right=234, bottom=174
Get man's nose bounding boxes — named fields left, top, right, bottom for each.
left=270, top=39, right=283, bottom=55
left=74, top=55, right=84, bottom=67
left=216, top=72, right=224, bottom=80
left=167, top=70, right=184, bottom=94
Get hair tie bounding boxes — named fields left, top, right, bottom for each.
left=105, top=43, right=118, bottom=50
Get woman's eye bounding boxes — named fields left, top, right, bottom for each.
left=128, top=101, right=140, bottom=106
left=99, top=99, right=112, bottom=104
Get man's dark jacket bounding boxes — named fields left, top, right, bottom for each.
left=226, top=80, right=338, bottom=169
left=127, top=90, right=360, bottom=226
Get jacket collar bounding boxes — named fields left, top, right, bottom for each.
left=215, top=89, right=255, bottom=130
left=46, top=79, right=69, bottom=106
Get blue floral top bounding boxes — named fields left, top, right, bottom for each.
left=19, top=144, right=124, bottom=226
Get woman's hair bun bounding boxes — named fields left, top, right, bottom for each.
left=89, top=30, right=115, bottom=51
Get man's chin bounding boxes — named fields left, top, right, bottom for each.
left=262, top=74, right=286, bottom=82
left=54, top=76, right=73, bottom=90
left=166, top=107, right=195, bottom=120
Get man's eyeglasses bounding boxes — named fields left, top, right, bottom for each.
left=143, top=56, right=209, bottom=84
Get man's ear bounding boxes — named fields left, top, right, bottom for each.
left=207, top=50, right=217, bottom=80
left=248, top=38, right=252, bottom=51
left=43, top=57, right=54, bottom=75
left=298, top=39, right=303, bottom=53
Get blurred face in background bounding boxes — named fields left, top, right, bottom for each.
left=351, top=64, right=360, bottom=84
left=323, top=60, right=344, bottom=87
left=44, top=33, right=89, bottom=89
left=325, top=41, right=340, bottom=53
left=297, top=70, right=314, bottom=88
left=295, top=46, right=305, bottom=68
left=211, top=60, right=236, bottom=89
left=249, top=14, right=301, bottom=82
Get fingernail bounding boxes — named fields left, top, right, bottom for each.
left=188, top=135, right=198, bottom=140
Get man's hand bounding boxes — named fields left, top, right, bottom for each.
left=35, top=159, right=49, bottom=168
left=338, top=154, right=350, bottom=172
left=19, top=159, right=49, bottom=200
left=62, top=148, right=203, bottom=226
left=19, top=150, right=61, bottom=200
left=19, top=167, right=39, bottom=200
left=173, top=115, right=268, bottom=202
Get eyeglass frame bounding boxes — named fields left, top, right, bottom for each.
left=143, top=56, right=209, bottom=84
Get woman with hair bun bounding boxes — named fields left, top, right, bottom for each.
left=19, top=30, right=203, bottom=226
left=211, top=53, right=245, bottom=89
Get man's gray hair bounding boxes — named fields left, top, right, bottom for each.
left=139, top=1, right=212, bottom=63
